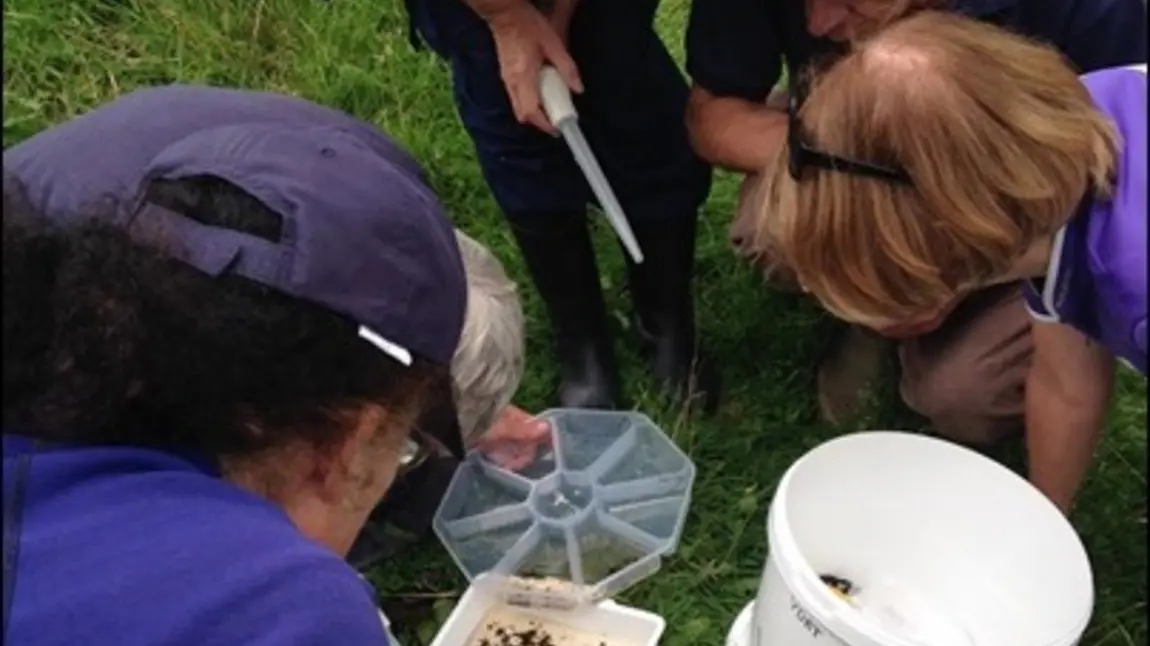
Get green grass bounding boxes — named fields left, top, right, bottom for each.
left=3, top=1, right=1145, bottom=644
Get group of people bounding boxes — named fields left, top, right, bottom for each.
left=1, top=0, right=1145, bottom=644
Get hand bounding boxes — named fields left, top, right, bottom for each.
left=474, top=405, right=553, bottom=471
left=487, top=3, right=583, bottom=134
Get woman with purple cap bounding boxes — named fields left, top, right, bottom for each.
left=744, top=12, right=1146, bottom=515
left=0, top=85, right=541, bottom=645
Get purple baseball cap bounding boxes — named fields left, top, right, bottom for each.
left=128, top=122, right=466, bottom=367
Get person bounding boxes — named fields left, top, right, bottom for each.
left=404, top=0, right=720, bottom=412
left=684, top=0, right=1147, bottom=443
left=349, top=227, right=550, bottom=569
left=746, top=10, right=1146, bottom=513
left=451, top=228, right=537, bottom=465
left=0, top=82, right=556, bottom=639
left=3, top=82, right=554, bottom=565
left=1, top=127, right=466, bottom=646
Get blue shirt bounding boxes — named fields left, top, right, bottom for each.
left=2, top=435, right=390, bottom=645
left=1023, top=66, right=1148, bottom=375
left=686, top=0, right=1149, bottom=102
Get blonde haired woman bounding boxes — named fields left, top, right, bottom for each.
left=753, top=11, right=1146, bottom=514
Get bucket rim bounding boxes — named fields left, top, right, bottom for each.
left=764, top=431, right=1095, bottom=646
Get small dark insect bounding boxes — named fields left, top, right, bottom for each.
left=481, top=621, right=560, bottom=646
left=820, top=574, right=856, bottom=597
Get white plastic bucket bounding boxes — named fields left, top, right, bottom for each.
left=748, top=432, right=1094, bottom=646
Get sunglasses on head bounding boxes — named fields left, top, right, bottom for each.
left=786, top=75, right=913, bottom=185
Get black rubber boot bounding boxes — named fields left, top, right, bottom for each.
left=509, top=213, right=623, bottom=409
left=624, top=216, right=720, bottom=414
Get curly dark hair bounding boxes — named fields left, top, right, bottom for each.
left=2, top=175, right=451, bottom=460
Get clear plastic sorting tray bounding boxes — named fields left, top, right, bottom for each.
left=433, top=409, right=696, bottom=610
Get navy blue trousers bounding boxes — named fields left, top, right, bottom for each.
left=407, top=0, right=712, bottom=223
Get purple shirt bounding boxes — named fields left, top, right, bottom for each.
left=1023, top=65, right=1147, bottom=375
left=2, top=436, right=390, bottom=646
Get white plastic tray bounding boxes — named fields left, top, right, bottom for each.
left=430, top=578, right=666, bottom=646
left=379, top=609, right=400, bottom=645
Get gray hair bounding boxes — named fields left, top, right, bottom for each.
left=451, top=229, right=526, bottom=444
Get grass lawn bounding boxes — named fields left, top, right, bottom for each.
left=3, top=0, right=1145, bottom=643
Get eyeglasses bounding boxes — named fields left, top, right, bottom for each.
left=396, top=386, right=466, bottom=477
left=397, top=433, right=430, bottom=475
left=786, top=75, right=913, bottom=185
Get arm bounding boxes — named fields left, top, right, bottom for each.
left=462, top=0, right=581, bottom=134
left=683, top=0, right=789, bottom=174
left=686, top=88, right=788, bottom=174
left=1025, top=321, right=1117, bottom=514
